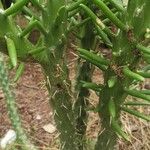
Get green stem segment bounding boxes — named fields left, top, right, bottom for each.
left=20, top=20, right=47, bottom=37
left=124, top=89, right=150, bottom=102
left=106, top=0, right=125, bottom=12
left=121, top=106, right=150, bottom=121
left=5, top=36, right=17, bottom=68
left=123, top=66, right=145, bottom=82
left=78, top=48, right=110, bottom=66
left=124, top=101, right=150, bottom=106
left=79, top=4, right=114, bottom=37
left=0, top=58, right=37, bottom=150
left=30, top=0, right=45, bottom=11
left=14, top=62, right=25, bottom=82
left=4, top=0, right=29, bottom=16
left=67, top=0, right=85, bottom=12
left=111, top=119, right=130, bottom=141
left=74, top=18, right=96, bottom=149
left=137, top=44, right=150, bottom=54
left=93, top=0, right=127, bottom=31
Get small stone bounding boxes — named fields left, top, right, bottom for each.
left=0, top=129, right=16, bottom=149
left=42, top=123, right=56, bottom=134
left=36, top=114, right=42, bottom=120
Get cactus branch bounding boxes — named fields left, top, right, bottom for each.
left=136, top=71, right=150, bottom=78
left=121, top=106, right=150, bottom=121
left=106, top=0, right=125, bottom=13
left=95, top=25, right=112, bottom=48
left=67, top=0, right=85, bottom=12
left=78, top=48, right=110, bottom=65
left=79, top=4, right=114, bottom=37
left=4, top=0, right=29, bottom=16
left=30, top=0, right=45, bottom=12
left=124, top=101, right=150, bottom=106
left=137, top=44, right=150, bottom=54
left=19, top=20, right=47, bottom=37
left=0, top=58, right=37, bottom=150
left=111, top=119, right=130, bottom=141
left=124, top=89, right=150, bottom=102
left=93, top=0, right=127, bottom=31
left=123, top=66, right=145, bottom=82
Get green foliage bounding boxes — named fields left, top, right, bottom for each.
left=0, top=0, right=149, bottom=150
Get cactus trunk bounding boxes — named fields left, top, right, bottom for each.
left=95, top=70, right=125, bottom=150
left=43, top=63, right=78, bottom=149
left=95, top=0, right=150, bottom=149
left=74, top=19, right=95, bottom=148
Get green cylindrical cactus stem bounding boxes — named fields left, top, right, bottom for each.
left=67, top=0, right=85, bottom=12
left=20, top=20, right=47, bottom=38
left=74, top=15, right=96, bottom=149
left=42, top=1, right=80, bottom=149
left=19, top=20, right=37, bottom=37
left=68, top=17, right=91, bottom=32
left=95, top=72, right=126, bottom=150
left=30, top=0, right=45, bottom=12
left=121, top=106, right=150, bottom=121
left=108, top=98, right=116, bottom=118
left=68, top=7, right=80, bottom=17
left=124, top=89, right=150, bottom=102
left=124, top=101, right=150, bottom=106
left=143, top=53, right=150, bottom=64
left=22, top=6, right=40, bottom=21
left=143, top=65, right=150, bottom=71
left=4, top=0, right=29, bottom=16
left=95, top=24, right=112, bottom=48
left=137, top=44, right=150, bottom=54
left=78, top=48, right=110, bottom=65
left=102, top=12, right=119, bottom=24
left=0, top=58, right=37, bottom=150
left=28, top=46, right=46, bottom=55
left=106, top=0, right=125, bottom=13
left=14, top=62, right=25, bottom=82
left=81, top=81, right=103, bottom=92
left=140, top=90, right=150, bottom=95
left=79, top=4, right=114, bottom=37
left=36, top=21, right=47, bottom=36
left=108, top=76, right=117, bottom=88
left=0, top=1, right=79, bottom=148
left=93, top=0, right=127, bottom=31
left=43, top=62, right=79, bottom=150
left=5, top=36, right=17, bottom=68
left=79, top=53, right=107, bottom=71
left=123, top=66, right=145, bottom=82
left=136, top=71, right=150, bottom=78
left=111, top=119, right=130, bottom=141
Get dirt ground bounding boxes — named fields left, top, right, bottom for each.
left=0, top=53, right=150, bottom=150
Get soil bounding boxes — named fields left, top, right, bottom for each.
left=0, top=62, right=58, bottom=149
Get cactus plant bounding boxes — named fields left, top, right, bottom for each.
left=0, top=0, right=149, bottom=150
left=0, top=57, right=37, bottom=150
left=0, top=0, right=78, bottom=149
left=77, top=0, right=150, bottom=149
